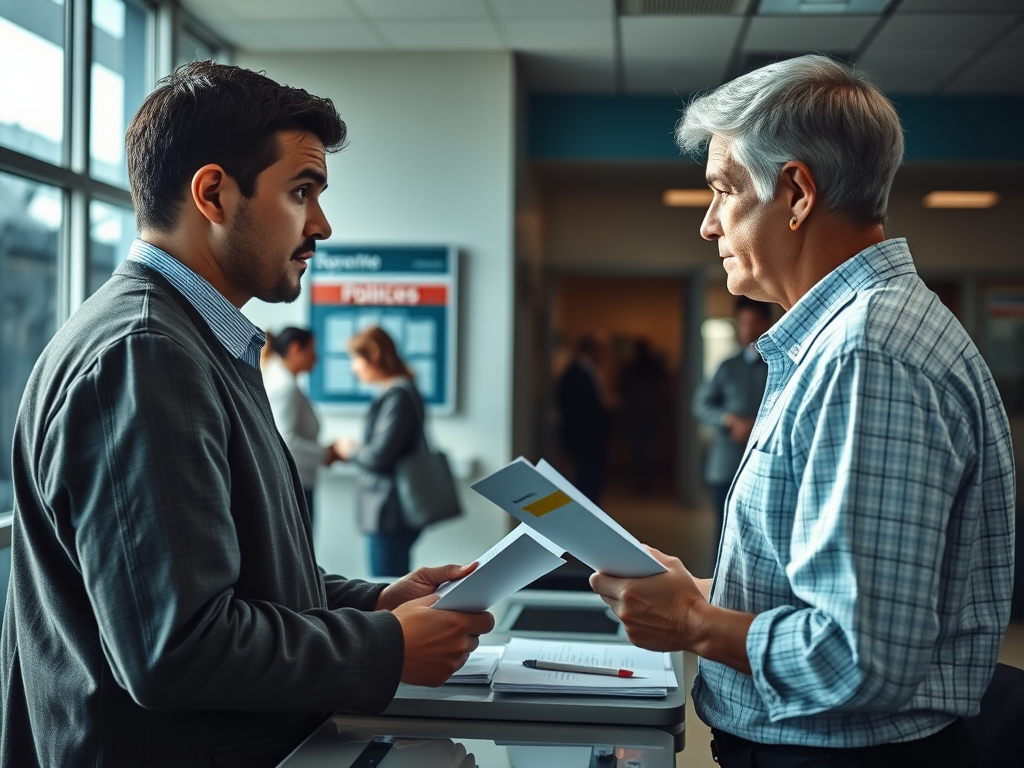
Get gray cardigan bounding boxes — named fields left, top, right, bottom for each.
left=351, top=380, right=424, bottom=534
left=692, top=348, right=769, bottom=485
left=265, top=360, right=326, bottom=489
left=1, top=261, right=405, bottom=767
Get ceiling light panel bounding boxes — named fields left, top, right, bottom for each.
left=922, top=191, right=1001, bottom=208
left=664, top=189, right=714, bottom=206
left=620, top=0, right=752, bottom=14
left=744, top=16, right=876, bottom=51
left=758, top=0, right=893, bottom=14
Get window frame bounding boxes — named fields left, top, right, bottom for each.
left=0, top=0, right=231, bottom=515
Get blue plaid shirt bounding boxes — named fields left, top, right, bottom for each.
left=127, top=240, right=265, bottom=369
left=694, top=238, right=1015, bottom=747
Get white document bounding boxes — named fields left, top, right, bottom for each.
left=471, top=457, right=666, bottom=578
left=445, top=645, right=504, bottom=685
left=492, top=638, right=676, bottom=697
left=432, top=524, right=566, bottom=613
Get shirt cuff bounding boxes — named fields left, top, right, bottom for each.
left=746, top=604, right=798, bottom=720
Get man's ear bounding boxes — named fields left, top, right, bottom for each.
left=190, top=164, right=239, bottom=225
left=779, top=161, right=817, bottom=230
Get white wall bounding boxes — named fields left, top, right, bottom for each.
left=234, top=51, right=517, bottom=578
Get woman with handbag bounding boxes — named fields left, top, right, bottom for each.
left=335, top=326, right=428, bottom=576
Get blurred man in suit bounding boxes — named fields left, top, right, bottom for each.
left=557, top=331, right=612, bottom=504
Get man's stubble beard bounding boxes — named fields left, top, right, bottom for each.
left=223, top=200, right=302, bottom=304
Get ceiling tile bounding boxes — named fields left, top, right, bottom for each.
left=868, top=14, right=1018, bottom=51
left=620, top=16, right=745, bottom=54
left=855, top=48, right=976, bottom=91
left=518, top=52, right=615, bottom=92
left=217, top=0, right=359, bottom=21
left=996, top=21, right=1024, bottom=49
left=375, top=21, right=503, bottom=49
left=897, top=0, right=1024, bottom=11
left=179, top=0, right=240, bottom=23
left=349, top=0, right=489, bottom=20
left=744, top=16, right=877, bottom=52
left=491, top=0, right=614, bottom=18
left=624, top=51, right=731, bottom=93
left=209, top=21, right=283, bottom=51
left=264, top=21, right=385, bottom=51
left=503, top=19, right=614, bottom=51
left=944, top=49, right=1024, bottom=92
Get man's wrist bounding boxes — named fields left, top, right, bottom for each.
left=688, top=600, right=754, bottom=676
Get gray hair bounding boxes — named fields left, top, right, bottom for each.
left=676, top=55, right=903, bottom=225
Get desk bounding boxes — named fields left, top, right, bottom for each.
left=279, top=714, right=677, bottom=767
left=381, top=590, right=687, bottom=752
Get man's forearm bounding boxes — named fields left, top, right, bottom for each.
left=690, top=601, right=754, bottom=676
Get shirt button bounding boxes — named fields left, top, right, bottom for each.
left=789, top=344, right=800, bottom=357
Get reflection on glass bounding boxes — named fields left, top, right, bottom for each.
left=89, top=200, right=136, bottom=295
left=90, top=0, right=149, bottom=187
left=0, top=171, right=62, bottom=512
left=176, top=28, right=215, bottom=68
left=0, top=0, right=66, bottom=164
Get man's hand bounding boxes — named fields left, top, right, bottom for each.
left=376, top=563, right=478, bottom=612
left=589, top=548, right=704, bottom=652
left=590, top=547, right=754, bottom=674
left=723, top=413, right=755, bottom=445
left=393, top=595, right=495, bottom=687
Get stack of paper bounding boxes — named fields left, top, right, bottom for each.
left=445, top=645, right=504, bottom=685
left=492, top=639, right=677, bottom=698
left=432, top=524, right=565, bottom=613
left=471, top=458, right=667, bottom=578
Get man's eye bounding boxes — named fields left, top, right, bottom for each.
left=296, top=187, right=309, bottom=200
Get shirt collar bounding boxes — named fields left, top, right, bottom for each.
left=127, top=239, right=266, bottom=368
left=757, top=238, right=916, bottom=365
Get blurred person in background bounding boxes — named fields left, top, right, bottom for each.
left=619, top=338, right=669, bottom=494
left=335, top=326, right=426, bottom=577
left=264, top=326, right=346, bottom=529
left=693, top=296, right=772, bottom=549
left=556, top=331, right=612, bottom=504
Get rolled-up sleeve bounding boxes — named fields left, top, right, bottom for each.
left=746, top=350, right=971, bottom=720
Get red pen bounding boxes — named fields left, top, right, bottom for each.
left=522, top=659, right=637, bottom=678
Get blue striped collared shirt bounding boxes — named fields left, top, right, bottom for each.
left=694, top=238, right=1015, bottom=747
left=127, top=240, right=265, bottom=369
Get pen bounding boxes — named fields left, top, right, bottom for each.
left=522, top=659, right=637, bottom=678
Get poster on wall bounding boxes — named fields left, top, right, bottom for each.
left=308, top=244, right=458, bottom=413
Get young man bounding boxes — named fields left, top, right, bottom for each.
left=1, top=62, right=492, bottom=767
left=591, top=55, right=1014, bottom=767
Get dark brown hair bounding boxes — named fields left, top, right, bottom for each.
left=125, top=60, right=347, bottom=233
left=347, top=326, right=413, bottom=379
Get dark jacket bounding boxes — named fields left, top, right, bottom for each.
left=556, top=359, right=609, bottom=454
left=1, top=261, right=405, bottom=767
left=352, top=380, right=424, bottom=534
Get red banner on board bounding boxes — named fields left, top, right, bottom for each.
left=312, top=283, right=448, bottom=306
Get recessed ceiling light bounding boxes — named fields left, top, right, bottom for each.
left=921, top=191, right=1000, bottom=209
left=758, top=0, right=892, bottom=14
left=663, top=189, right=713, bottom=207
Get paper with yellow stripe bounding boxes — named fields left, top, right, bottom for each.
left=471, top=457, right=666, bottom=578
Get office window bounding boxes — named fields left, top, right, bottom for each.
left=0, top=0, right=229, bottom=514
left=91, top=0, right=150, bottom=187
left=0, top=172, right=62, bottom=513
left=0, top=0, right=66, bottom=166
left=89, top=199, right=137, bottom=295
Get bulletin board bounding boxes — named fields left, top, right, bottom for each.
left=308, top=244, right=458, bottom=413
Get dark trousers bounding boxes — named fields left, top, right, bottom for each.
left=570, top=448, right=608, bottom=505
left=711, top=718, right=978, bottom=768
left=367, top=529, right=420, bottom=577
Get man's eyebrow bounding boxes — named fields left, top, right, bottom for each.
left=291, top=167, right=328, bottom=186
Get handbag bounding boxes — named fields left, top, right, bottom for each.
left=393, top=383, right=462, bottom=529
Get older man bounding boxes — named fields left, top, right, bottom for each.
left=591, top=55, right=1014, bottom=767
